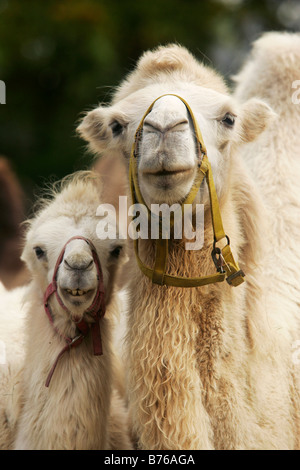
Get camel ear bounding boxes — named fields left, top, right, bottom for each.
left=20, top=237, right=35, bottom=273
left=77, top=107, right=128, bottom=155
left=237, top=98, right=276, bottom=144
left=21, top=225, right=48, bottom=275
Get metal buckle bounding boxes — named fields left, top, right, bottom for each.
left=213, top=235, right=230, bottom=248
left=211, top=236, right=230, bottom=274
left=69, top=334, right=83, bottom=347
left=211, top=247, right=225, bottom=273
left=226, top=270, right=245, bottom=285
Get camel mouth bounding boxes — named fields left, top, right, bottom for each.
left=61, top=287, right=95, bottom=306
left=142, top=167, right=194, bottom=192
left=143, top=168, right=193, bottom=177
left=65, top=288, right=90, bottom=297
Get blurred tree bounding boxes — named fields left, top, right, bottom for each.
left=0, top=0, right=298, bottom=204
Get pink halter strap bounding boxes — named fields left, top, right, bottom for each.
left=44, top=236, right=106, bottom=387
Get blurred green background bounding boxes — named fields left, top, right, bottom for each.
left=0, top=0, right=299, bottom=205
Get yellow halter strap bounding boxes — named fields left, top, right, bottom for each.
left=129, top=94, right=245, bottom=288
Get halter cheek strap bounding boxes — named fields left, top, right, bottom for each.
left=129, top=94, right=245, bottom=288
left=44, top=236, right=105, bottom=387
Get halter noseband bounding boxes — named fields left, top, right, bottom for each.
left=129, top=94, right=245, bottom=288
left=44, top=236, right=105, bottom=387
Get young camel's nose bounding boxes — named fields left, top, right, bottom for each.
left=63, top=240, right=94, bottom=271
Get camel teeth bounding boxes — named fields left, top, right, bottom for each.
left=65, top=288, right=88, bottom=297
left=66, top=288, right=86, bottom=296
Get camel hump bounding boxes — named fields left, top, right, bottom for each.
left=234, top=32, right=300, bottom=107
left=253, top=31, right=300, bottom=58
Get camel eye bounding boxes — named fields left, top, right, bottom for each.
left=110, top=246, right=122, bottom=258
left=34, top=246, right=46, bottom=259
left=221, top=113, right=235, bottom=127
left=110, top=120, right=124, bottom=137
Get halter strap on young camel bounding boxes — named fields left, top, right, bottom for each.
left=129, top=94, right=245, bottom=288
left=44, top=236, right=106, bottom=387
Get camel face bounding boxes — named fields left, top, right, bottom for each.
left=21, top=177, right=126, bottom=324
left=138, top=93, right=238, bottom=206
left=24, top=218, right=122, bottom=323
left=78, top=85, right=241, bottom=205
left=78, top=86, right=274, bottom=207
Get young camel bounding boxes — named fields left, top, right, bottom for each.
left=77, top=44, right=300, bottom=449
left=0, top=172, right=132, bottom=450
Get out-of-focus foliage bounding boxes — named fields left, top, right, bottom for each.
left=0, top=0, right=298, bottom=200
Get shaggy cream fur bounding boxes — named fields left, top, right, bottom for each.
left=233, top=31, right=300, bottom=346
left=0, top=173, right=133, bottom=450
left=0, top=283, right=28, bottom=449
left=77, top=42, right=300, bottom=449
left=233, top=33, right=300, bottom=447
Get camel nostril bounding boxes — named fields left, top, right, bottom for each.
left=64, top=258, right=94, bottom=271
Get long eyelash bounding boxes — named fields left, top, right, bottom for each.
left=110, top=246, right=122, bottom=258
left=221, top=113, right=235, bottom=127
left=34, top=246, right=45, bottom=259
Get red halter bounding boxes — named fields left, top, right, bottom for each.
left=43, top=236, right=106, bottom=387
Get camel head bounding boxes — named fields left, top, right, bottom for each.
left=77, top=44, right=275, bottom=208
left=22, top=173, right=127, bottom=327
